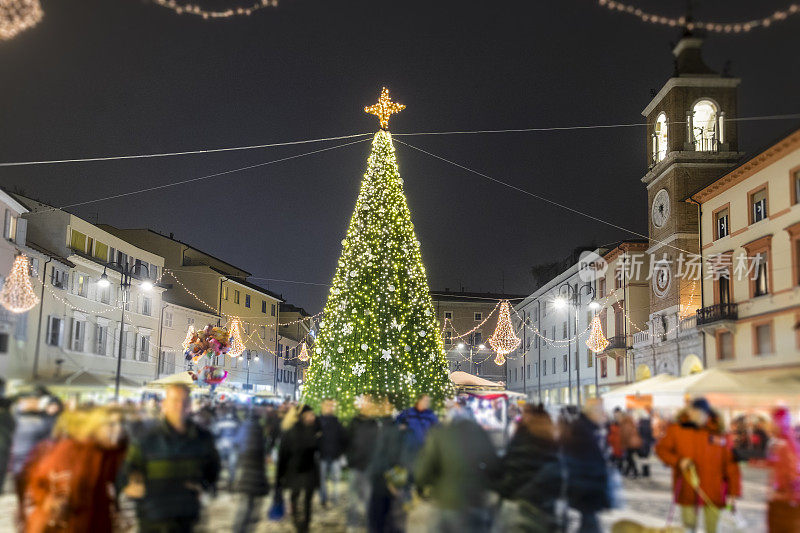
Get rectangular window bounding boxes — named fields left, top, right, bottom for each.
left=271, top=304, right=276, bottom=317
left=562, top=321, right=567, bottom=338
left=754, top=252, right=769, bottom=297
left=46, top=316, right=63, bottom=346
left=474, top=312, right=482, bottom=321
left=260, top=325, right=266, bottom=338
left=142, top=297, right=152, bottom=316
left=234, top=290, right=240, bottom=304
left=94, top=241, right=109, bottom=261
left=262, top=300, right=267, bottom=313
left=51, top=268, right=66, bottom=289
left=526, top=364, right=531, bottom=379
left=444, top=311, right=453, bottom=320
left=116, top=250, right=128, bottom=267
left=224, top=286, right=229, bottom=300
left=245, top=294, right=251, bottom=308
left=755, top=323, right=773, bottom=355
left=717, top=331, right=733, bottom=360
left=534, top=362, right=539, bottom=377
left=473, top=331, right=482, bottom=345
left=94, top=325, right=107, bottom=355
left=139, top=336, right=150, bottom=362
left=598, top=278, right=606, bottom=298
left=601, top=357, right=608, bottom=378
left=562, top=354, right=567, bottom=372
left=616, top=356, right=623, bottom=376
left=534, top=335, right=539, bottom=349
left=0, top=334, right=8, bottom=353
left=587, top=350, right=593, bottom=368
left=794, top=169, right=800, bottom=205
left=70, top=229, right=87, bottom=252
left=715, top=208, right=730, bottom=239
left=75, top=273, right=88, bottom=297
left=551, top=357, right=555, bottom=375
left=751, top=188, right=768, bottom=223
left=71, top=319, right=85, bottom=352
left=164, top=311, right=173, bottom=328
left=717, top=276, right=731, bottom=305
left=444, top=331, right=452, bottom=345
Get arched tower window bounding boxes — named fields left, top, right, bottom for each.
left=652, top=113, right=668, bottom=163
left=691, top=100, right=719, bottom=152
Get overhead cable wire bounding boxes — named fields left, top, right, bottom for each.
left=27, top=138, right=369, bottom=214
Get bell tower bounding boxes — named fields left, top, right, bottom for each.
left=642, top=32, right=743, bottom=318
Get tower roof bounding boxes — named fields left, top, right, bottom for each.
left=672, top=36, right=717, bottom=77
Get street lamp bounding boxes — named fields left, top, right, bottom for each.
left=101, top=261, right=152, bottom=401
left=556, top=282, right=597, bottom=407
left=456, top=340, right=486, bottom=376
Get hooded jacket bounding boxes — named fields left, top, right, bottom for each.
left=655, top=407, right=741, bottom=507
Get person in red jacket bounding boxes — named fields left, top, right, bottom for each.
left=24, top=406, right=126, bottom=533
left=655, top=397, right=740, bottom=533
left=764, top=406, right=800, bottom=531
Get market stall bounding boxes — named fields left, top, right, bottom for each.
left=449, top=371, right=525, bottom=447
left=601, top=374, right=677, bottom=412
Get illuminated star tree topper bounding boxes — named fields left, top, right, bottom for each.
left=364, top=87, right=405, bottom=130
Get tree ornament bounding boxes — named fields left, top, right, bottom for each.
left=181, top=325, right=196, bottom=351
left=0, top=254, right=39, bottom=313
left=337, top=346, right=344, bottom=353
left=364, top=87, right=405, bottom=130
left=586, top=315, right=610, bottom=352
left=381, top=348, right=392, bottom=361
left=489, top=301, right=521, bottom=356
left=228, top=317, right=245, bottom=357
left=0, top=0, right=43, bottom=41
left=360, top=343, right=368, bottom=351
left=298, top=342, right=310, bottom=362
left=352, top=362, right=366, bottom=376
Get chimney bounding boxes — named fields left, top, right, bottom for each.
left=169, top=232, right=174, bottom=239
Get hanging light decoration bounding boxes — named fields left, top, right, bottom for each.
left=489, top=300, right=521, bottom=356
left=297, top=342, right=309, bottom=362
left=0, top=254, right=39, bottom=313
left=586, top=315, right=610, bottom=353
left=181, top=325, right=195, bottom=351
left=228, top=317, right=245, bottom=357
left=494, top=353, right=506, bottom=366
left=0, top=0, right=43, bottom=41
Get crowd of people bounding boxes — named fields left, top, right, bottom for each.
left=1, top=374, right=800, bottom=532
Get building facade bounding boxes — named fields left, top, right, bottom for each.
left=276, top=303, right=314, bottom=400
left=98, top=228, right=282, bottom=392
left=694, top=128, right=800, bottom=374
left=631, top=35, right=743, bottom=379
left=11, top=196, right=165, bottom=392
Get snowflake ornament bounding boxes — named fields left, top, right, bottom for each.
left=418, top=330, right=427, bottom=337
left=406, top=372, right=416, bottom=385
left=404, top=345, right=411, bottom=352
left=361, top=343, right=368, bottom=351
left=391, top=318, right=403, bottom=331
left=342, top=323, right=353, bottom=335
left=352, top=362, right=366, bottom=376
left=337, top=346, right=345, bottom=353
left=381, top=348, right=392, bottom=361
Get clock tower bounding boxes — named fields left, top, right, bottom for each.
left=642, top=33, right=743, bottom=317
left=631, top=32, right=745, bottom=378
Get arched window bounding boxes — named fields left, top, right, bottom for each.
left=692, top=100, right=718, bottom=151
left=653, top=113, right=668, bottom=163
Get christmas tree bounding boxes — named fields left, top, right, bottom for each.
left=303, top=88, right=453, bottom=418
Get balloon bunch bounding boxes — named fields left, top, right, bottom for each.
left=198, top=365, right=228, bottom=390
left=184, top=325, right=231, bottom=364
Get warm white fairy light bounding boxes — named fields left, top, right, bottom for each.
left=597, top=0, right=799, bottom=33
left=586, top=315, right=610, bottom=353
left=228, top=317, right=245, bottom=357
left=0, top=0, right=43, bottom=41
left=0, top=255, right=39, bottom=313
left=489, top=301, right=521, bottom=356
left=151, top=0, right=278, bottom=19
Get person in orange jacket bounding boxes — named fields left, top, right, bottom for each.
left=655, top=397, right=740, bottom=533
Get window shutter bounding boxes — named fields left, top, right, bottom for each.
left=57, top=318, right=64, bottom=346
left=15, top=218, right=27, bottom=244
left=45, top=315, right=52, bottom=343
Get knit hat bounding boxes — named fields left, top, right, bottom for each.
left=691, top=397, right=712, bottom=415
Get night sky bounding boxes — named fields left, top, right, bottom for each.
left=0, top=0, right=797, bottom=312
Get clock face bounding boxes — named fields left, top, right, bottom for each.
left=652, top=189, right=671, bottom=228
left=653, top=264, right=671, bottom=298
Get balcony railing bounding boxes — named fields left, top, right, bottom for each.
left=696, top=303, right=738, bottom=326
left=679, top=314, right=697, bottom=332
left=633, top=330, right=651, bottom=346
left=605, top=335, right=627, bottom=350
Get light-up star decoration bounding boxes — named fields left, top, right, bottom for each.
left=364, top=87, right=405, bottom=130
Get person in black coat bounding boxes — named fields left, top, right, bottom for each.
left=318, top=399, right=346, bottom=506
left=561, top=399, right=610, bottom=533
left=232, top=412, right=270, bottom=533
left=496, top=404, right=563, bottom=532
left=278, top=405, right=320, bottom=533
left=346, top=396, right=380, bottom=530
